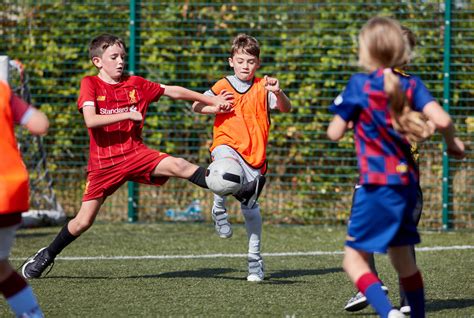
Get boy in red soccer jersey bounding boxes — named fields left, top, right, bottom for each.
left=22, top=34, right=262, bottom=278
left=192, top=34, right=291, bottom=281
left=0, top=79, right=48, bottom=317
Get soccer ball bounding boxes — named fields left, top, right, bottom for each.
left=205, top=157, right=244, bottom=196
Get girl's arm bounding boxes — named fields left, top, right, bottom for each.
left=327, top=115, right=348, bottom=141
left=423, top=101, right=465, bottom=158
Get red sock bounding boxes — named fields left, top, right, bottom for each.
left=400, top=271, right=425, bottom=317
left=356, top=272, right=393, bottom=317
left=356, top=272, right=380, bottom=294
left=400, top=271, right=423, bottom=291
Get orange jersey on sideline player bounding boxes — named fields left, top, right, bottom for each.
left=0, top=81, right=29, bottom=215
left=0, top=78, right=48, bottom=318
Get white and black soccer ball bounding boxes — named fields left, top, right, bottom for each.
left=205, top=158, right=244, bottom=196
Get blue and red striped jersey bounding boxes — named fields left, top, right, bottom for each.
left=329, top=68, right=435, bottom=185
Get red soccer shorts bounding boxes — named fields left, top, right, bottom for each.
left=83, top=147, right=170, bottom=201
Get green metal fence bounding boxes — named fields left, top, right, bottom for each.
left=1, top=1, right=472, bottom=229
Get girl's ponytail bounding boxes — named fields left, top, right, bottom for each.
left=385, top=68, right=432, bottom=142
left=383, top=68, right=405, bottom=116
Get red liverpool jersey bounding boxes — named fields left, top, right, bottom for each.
left=77, top=75, right=164, bottom=171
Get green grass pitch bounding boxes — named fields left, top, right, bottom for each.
left=3, top=223, right=474, bottom=317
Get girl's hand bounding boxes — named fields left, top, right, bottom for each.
left=447, top=137, right=466, bottom=159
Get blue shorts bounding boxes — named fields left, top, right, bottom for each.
left=346, top=184, right=420, bottom=253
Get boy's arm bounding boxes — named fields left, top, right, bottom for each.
left=24, top=108, right=49, bottom=136
left=272, top=89, right=292, bottom=113
left=264, top=75, right=291, bottom=113
left=82, top=106, right=142, bottom=128
left=192, top=90, right=234, bottom=114
left=327, top=115, right=348, bottom=141
left=422, top=101, right=465, bottom=158
left=11, top=94, right=49, bottom=135
left=163, top=85, right=233, bottom=111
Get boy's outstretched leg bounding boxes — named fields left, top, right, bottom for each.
left=22, top=199, right=102, bottom=278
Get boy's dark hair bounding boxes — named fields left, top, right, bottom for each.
left=230, top=34, right=260, bottom=59
left=89, top=34, right=126, bottom=60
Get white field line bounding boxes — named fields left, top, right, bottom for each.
left=12, top=245, right=474, bottom=261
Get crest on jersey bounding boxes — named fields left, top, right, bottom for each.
left=396, top=162, right=408, bottom=173
left=129, top=89, right=137, bottom=104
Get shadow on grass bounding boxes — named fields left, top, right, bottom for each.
left=426, top=298, right=474, bottom=312
left=132, top=267, right=345, bottom=285
left=40, top=268, right=236, bottom=280
left=133, top=267, right=236, bottom=279
left=41, top=267, right=344, bottom=283
left=268, top=267, right=343, bottom=279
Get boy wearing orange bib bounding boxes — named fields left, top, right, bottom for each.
left=192, top=34, right=291, bottom=281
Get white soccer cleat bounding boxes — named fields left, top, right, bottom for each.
left=400, top=305, right=411, bottom=314
left=344, top=285, right=388, bottom=312
left=247, top=257, right=264, bottom=282
left=388, top=309, right=405, bottom=318
left=211, top=207, right=233, bottom=239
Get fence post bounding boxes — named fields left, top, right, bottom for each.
left=127, top=0, right=138, bottom=223
left=442, top=0, right=452, bottom=230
